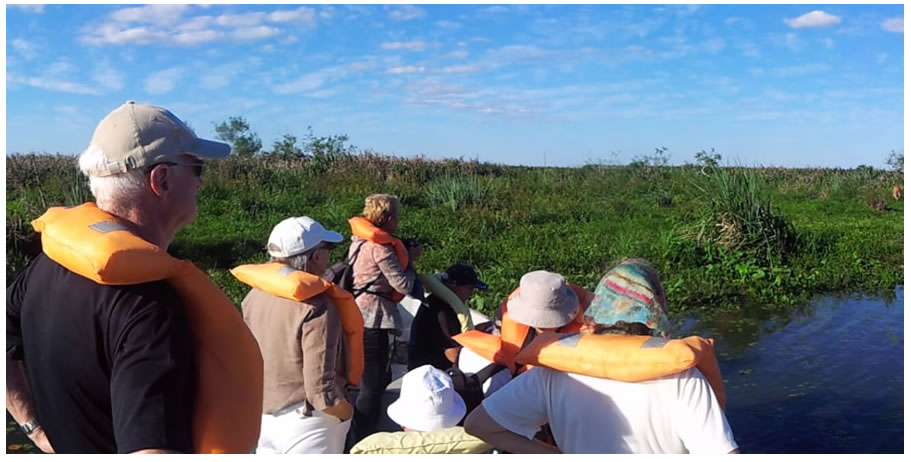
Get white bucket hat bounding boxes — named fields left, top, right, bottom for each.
left=386, top=365, right=467, bottom=432
left=266, top=216, right=343, bottom=259
left=506, top=270, right=580, bottom=329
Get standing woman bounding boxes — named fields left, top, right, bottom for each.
left=347, top=194, right=423, bottom=440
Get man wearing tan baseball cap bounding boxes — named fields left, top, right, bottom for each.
left=6, top=101, right=237, bottom=453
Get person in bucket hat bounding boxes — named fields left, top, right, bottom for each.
left=466, top=259, right=739, bottom=454
left=386, top=365, right=467, bottom=431
left=349, top=365, right=491, bottom=454
left=506, top=270, right=580, bottom=329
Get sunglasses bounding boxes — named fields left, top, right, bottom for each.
left=152, top=161, right=205, bottom=177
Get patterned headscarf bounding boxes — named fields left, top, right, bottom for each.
left=584, top=259, right=671, bottom=338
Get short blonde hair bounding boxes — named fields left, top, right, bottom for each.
left=362, top=194, right=401, bottom=227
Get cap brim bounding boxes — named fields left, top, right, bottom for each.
left=474, top=280, right=489, bottom=290
left=321, top=230, right=344, bottom=244
left=188, top=137, right=231, bottom=159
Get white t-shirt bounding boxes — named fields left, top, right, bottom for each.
left=456, top=347, right=513, bottom=397
left=482, top=366, right=738, bottom=454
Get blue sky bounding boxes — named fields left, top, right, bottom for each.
left=5, top=3, right=905, bottom=168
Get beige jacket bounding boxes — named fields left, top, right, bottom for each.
left=348, top=236, right=416, bottom=330
left=242, top=288, right=348, bottom=415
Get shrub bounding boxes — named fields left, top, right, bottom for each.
left=689, top=168, right=798, bottom=266
left=424, top=173, right=494, bottom=211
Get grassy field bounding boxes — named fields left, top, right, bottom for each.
left=5, top=153, right=904, bottom=320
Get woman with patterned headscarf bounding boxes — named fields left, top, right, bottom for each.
left=465, top=259, right=740, bottom=454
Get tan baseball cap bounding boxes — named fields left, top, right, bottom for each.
left=82, top=100, right=231, bottom=177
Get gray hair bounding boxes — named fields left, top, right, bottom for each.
left=270, top=245, right=320, bottom=271
left=78, top=145, right=148, bottom=215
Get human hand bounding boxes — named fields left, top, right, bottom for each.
left=323, top=399, right=354, bottom=422
left=30, top=427, right=55, bottom=454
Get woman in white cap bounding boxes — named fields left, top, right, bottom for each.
left=350, top=365, right=491, bottom=454
left=239, top=216, right=355, bottom=454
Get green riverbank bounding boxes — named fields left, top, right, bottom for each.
left=6, top=153, right=904, bottom=318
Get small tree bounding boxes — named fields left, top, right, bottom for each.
left=886, top=150, right=903, bottom=174
left=266, top=134, right=305, bottom=159
left=302, top=125, right=355, bottom=158
left=214, top=116, right=262, bottom=157
left=694, top=148, right=721, bottom=168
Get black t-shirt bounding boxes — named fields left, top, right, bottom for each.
left=407, top=294, right=462, bottom=371
left=6, top=253, right=196, bottom=454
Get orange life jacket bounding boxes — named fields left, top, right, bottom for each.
left=514, top=332, right=727, bottom=410
left=348, top=216, right=409, bottom=302
left=31, top=203, right=263, bottom=454
left=452, top=284, right=591, bottom=374
left=230, top=262, right=365, bottom=386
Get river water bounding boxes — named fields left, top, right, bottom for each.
left=678, top=287, right=904, bottom=453
left=6, top=288, right=904, bottom=454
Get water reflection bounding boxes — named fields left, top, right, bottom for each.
left=677, top=287, right=904, bottom=454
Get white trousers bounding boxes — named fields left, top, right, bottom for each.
left=256, top=403, right=352, bottom=454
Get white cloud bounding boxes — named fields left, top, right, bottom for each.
left=273, top=71, right=330, bottom=94
left=232, top=26, right=281, bottom=40
left=772, top=63, right=829, bottom=77
left=435, top=20, right=462, bottom=30
left=439, top=64, right=482, bottom=74
left=784, top=10, right=842, bottom=29
left=477, top=6, right=509, bottom=16
left=319, top=6, right=335, bottom=20
left=110, top=5, right=190, bottom=25
left=8, top=74, right=102, bottom=95
left=11, top=4, right=45, bottom=13
left=881, top=17, right=903, bottom=33
left=387, top=5, right=425, bottom=21
left=268, top=6, right=316, bottom=25
left=173, top=29, right=223, bottom=45
left=703, top=37, right=726, bottom=54
left=144, top=67, right=187, bottom=95
left=200, top=59, right=259, bottom=90
left=386, top=65, right=425, bottom=75
left=381, top=41, right=433, bottom=52
left=784, top=32, right=803, bottom=52
left=46, top=59, right=75, bottom=76
left=93, top=61, right=125, bottom=91
left=215, top=12, right=265, bottom=27
left=11, top=38, right=39, bottom=60
left=81, top=25, right=168, bottom=45
left=738, top=41, right=760, bottom=58
left=444, top=49, right=469, bottom=59
left=177, top=15, right=214, bottom=31
left=281, top=35, right=299, bottom=45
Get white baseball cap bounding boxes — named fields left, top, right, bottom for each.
left=82, top=100, right=231, bottom=177
left=266, top=216, right=343, bottom=259
left=386, top=365, right=467, bottom=432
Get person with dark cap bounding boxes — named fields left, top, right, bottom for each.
left=407, top=264, right=488, bottom=371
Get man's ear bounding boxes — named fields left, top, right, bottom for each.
left=149, top=165, right=169, bottom=197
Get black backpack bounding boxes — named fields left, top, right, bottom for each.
left=323, top=241, right=382, bottom=297
left=447, top=355, right=508, bottom=421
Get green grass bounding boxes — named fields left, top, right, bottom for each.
left=5, top=153, right=904, bottom=319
